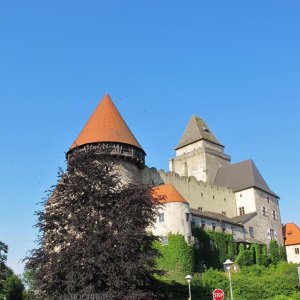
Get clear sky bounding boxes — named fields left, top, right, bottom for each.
left=1, top=1, right=300, bottom=274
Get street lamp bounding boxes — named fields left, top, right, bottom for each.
left=185, top=274, right=192, bottom=300
left=223, top=259, right=234, bottom=300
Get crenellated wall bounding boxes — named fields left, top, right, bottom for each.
left=141, top=166, right=237, bottom=218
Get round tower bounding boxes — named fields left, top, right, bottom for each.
left=67, top=94, right=146, bottom=183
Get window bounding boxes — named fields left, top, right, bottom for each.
left=269, top=229, right=275, bottom=240
left=262, top=207, right=267, bottom=216
left=295, top=248, right=300, bottom=255
left=249, top=227, right=254, bottom=238
left=201, top=220, right=206, bottom=229
left=213, top=195, right=215, bottom=199
left=225, top=241, right=229, bottom=252
left=198, top=207, right=203, bottom=211
left=161, top=236, right=168, bottom=246
left=191, top=218, right=196, bottom=228
left=239, top=207, right=245, bottom=216
left=212, top=223, right=216, bottom=231
left=186, top=213, right=190, bottom=221
left=222, top=225, right=226, bottom=233
left=224, top=198, right=227, bottom=202
left=231, top=226, right=235, bottom=235
left=240, top=194, right=243, bottom=197
left=267, top=197, right=270, bottom=204
left=272, top=210, right=277, bottom=220
left=158, top=213, right=164, bottom=223
left=222, top=211, right=227, bottom=216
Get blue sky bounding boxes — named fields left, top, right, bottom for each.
left=0, top=1, right=299, bottom=274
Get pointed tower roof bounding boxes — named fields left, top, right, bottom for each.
left=175, top=115, right=222, bottom=150
left=70, top=94, right=144, bottom=152
left=151, top=184, right=187, bottom=204
left=214, top=159, right=278, bottom=197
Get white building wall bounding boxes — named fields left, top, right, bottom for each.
left=151, top=202, right=191, bottom=240
left=286, top=245, right=300, bottom=263
left=235, top=188, right=257, bottom=215
left=191, top=215, right=245, bottom=241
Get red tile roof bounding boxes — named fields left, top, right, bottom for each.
left=70, top=94, right=144, bottom=151
left=283, top=223, right=300, bottom=246
left=151, top=184, right=187, bottom=204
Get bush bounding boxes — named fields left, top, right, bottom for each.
left=233, top=262, right=300, bottom=300
left=270, top=240, right=280, bottom=265
left=155, top=233, right=194, bottom=281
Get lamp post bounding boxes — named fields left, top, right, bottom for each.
left=185, top=274, right=192, bottom=300
left=223, top=259, right=234, bottom=300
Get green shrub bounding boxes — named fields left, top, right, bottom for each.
left=192, top=228, right=235, bottom=270
left=270, top=240, right=280, bottom=265
left=155, top=233, right=194, bottom=281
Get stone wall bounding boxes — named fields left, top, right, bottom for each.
left=141, top=166, right=237, bottom=218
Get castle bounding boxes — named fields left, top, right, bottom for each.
left=69, top=93, right=284, bottom=248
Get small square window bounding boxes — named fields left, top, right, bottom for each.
left=212, top=223, right=216, bottom=231
left=239, top=207, right=245, bottom=216
left=158, top=213, right=164, bottom=223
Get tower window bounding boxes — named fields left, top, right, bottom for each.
left=213, top=195, right=215, bottom=199
left=158, top=213, right=164, bottom=223
left=262, top=207, right=267, bottom=216
left=186, top=213, right=190, bottom=221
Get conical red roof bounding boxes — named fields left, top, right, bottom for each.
left=70, top=94, right=144, bottom=151
left=151, top=184, right=187, bottom=204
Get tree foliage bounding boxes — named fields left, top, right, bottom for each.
left=25, top=149, right=161, bottom=299
left=0, top=241, right=25, bottom=299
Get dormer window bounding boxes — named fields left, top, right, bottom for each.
left=203, top=126, right=210, bottom=133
